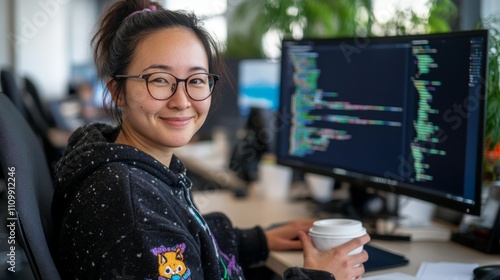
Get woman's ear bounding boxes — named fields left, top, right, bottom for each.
left=107, top=77, right=125, bottom=106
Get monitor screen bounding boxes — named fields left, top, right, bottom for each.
left=238, top=59, right=280, bottom=116
left=276, top=30, right=489, bottom=215
left=195, top=58, right=243, bottom=141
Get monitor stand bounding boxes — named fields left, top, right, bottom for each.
left=313, top=186, right=451, bottom=242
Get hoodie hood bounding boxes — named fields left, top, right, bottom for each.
left=54, top=122, right=186, bottom=187
left=52, top=123, right=189, bottom=225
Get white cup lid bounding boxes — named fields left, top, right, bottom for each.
left=309, top=227, right=367, bottom=238
left=310, top=218, right=363, bottom=235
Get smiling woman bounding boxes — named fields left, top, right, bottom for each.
left=49, top=1, right=371, bottom=279
left=110, top=27, right=215, bottom=165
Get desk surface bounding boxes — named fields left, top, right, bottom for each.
left=192, top=189, right=500, bottom=277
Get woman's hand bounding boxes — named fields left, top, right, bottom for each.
left=299, top=231, right=370, bottom=280
left=264, top=219, right=315, bottom=251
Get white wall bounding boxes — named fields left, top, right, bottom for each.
left=481, top=0, right=500, bottom=18
left=11, top=0, right=97, bottom=101
left=14, top=0, right=71, bottom=100
left=69, top=0, right=97, bottom=65
left=165, top=0, right=228, bottom=44
left=0, top=0, right=10, bottom=67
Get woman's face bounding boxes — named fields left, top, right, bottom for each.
left=116, top=27, right=211, bottom=154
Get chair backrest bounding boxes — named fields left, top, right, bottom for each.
left=1, top=70, right=62, bottom=170
left=23, top=76, right=56, bottom=127
left=0, top=92, right=61, bottom=280
left=1, top=69, right=28, bottom=119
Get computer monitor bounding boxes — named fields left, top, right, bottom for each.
left=195, top=57, right=243, bottom=141
left=238, top=59, right=280, bottom=116
left=226, top=59, right=281, bottom=184
left=276, top=30, right=489, bottom=216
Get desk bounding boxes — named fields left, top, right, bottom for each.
left=178, top=141, right=500, bottom=277
left=192, top=189, right=500, bottom=277
left=176, top=141, right=247, bottom=190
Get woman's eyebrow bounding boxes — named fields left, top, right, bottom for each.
left=143, top=64, right=171, bottom=72
left=144, top=64, right=208, bottom=73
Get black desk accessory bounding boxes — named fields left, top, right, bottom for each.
left=473, top=265, right=500, bottom=280
left=364, top=243, right=409, bottom=272
left=452, top=183, right=500, bottom=254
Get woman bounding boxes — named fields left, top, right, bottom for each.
left=51, top=1, right=370, bottom=279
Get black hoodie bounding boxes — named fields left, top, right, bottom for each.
left=52, top=123, right=334, bottom=280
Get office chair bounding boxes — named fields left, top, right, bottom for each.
left=0, top=92, right=61, bottom=280
left=1, top=69, right=64, bottom=171
left=22, top=75, right=66, bottom=168
left=228, top=107, right=277, bottom=182
left=23, top=76, right=56, bottom=127
left=1, top=69, right=28, bottom=119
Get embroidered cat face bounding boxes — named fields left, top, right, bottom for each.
left=158, top=248, right=187, bottom=279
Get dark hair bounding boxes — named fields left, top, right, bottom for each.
left=92, top=0, right=224, bottom=126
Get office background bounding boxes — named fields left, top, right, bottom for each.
left=1, top=1, right=500, bottom=279
left=0, top=0, right=500, bottom=104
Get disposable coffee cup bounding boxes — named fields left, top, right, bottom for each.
left=309, top=218, right=366, bottom=255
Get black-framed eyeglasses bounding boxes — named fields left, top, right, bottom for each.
left=114, top=72, right=220, bottom=101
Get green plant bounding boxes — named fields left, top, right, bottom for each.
left=376, top=0, right=457, bottom=35
left=226, top=0, right=374, bottom=57
left=477, top=16, right=500, bottom=151
left=226, top=0, right=457, bottom=58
